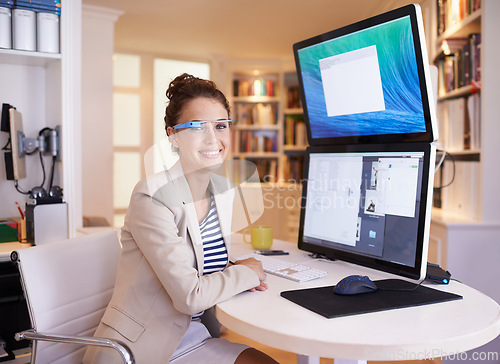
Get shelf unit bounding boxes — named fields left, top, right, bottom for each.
left=0, top=2, right=82, bottom=234
left=230, top=72, right=282, bottom=183
left=227, top=66, right=306, bottom=242
left=422, top=2, right=500, bottom=348
left=282, top=71, right=307, bottom=184
left=427, top=0, right=485, bottom=220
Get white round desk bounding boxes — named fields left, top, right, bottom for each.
left=216, top=236, right=500, bottom=364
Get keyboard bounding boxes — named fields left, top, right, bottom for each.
left=235, top=253, right=327, bottom=282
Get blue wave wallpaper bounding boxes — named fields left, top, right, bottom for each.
left=298, top=16, right=426, bottom=139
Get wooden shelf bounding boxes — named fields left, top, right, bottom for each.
left=444, top=150, right=480, bottom=161
left=436, top=9, right=481, bottom=46
left=234, top=124, right=280, bottom=131
left=0, top=48, right=61, bottom=67
left=437, top=83, right=480, bottom=101
left=232, top=96, right=280, bottom=103
left=232, top=152, right=280, bottom=158
left=283, top=145, right=307, bottom=154
left=284, top=108, right=303, bottom=115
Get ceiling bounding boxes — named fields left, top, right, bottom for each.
left=82, top=0, right=423, bottom=61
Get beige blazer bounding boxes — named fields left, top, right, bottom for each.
left=83, top=162, right=259, bottom=363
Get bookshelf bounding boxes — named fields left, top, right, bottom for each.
left=423, top=2, right=500, bottom=351
left=230, top=72, right=281, bottom=183
left=282, top=71, right=307, bottom=183
left=228, top=66, right=307, bottom=242
left=0, top=1, right=82, bottom=233
left=428, top=0, right=484, bottom=220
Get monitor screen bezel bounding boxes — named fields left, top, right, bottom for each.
left=297, top=142, right=435, bottom=280
left=293, top=4, right=437, bottom=146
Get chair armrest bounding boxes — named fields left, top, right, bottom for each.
left=15, top=329, right=135, bottom=364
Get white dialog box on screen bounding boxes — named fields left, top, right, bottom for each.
left=319, top=45, right=386, bottom=117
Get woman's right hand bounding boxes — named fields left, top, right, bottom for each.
left=233, top=257, right=267, bottom=289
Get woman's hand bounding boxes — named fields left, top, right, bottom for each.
left=233, top=257, right=268, bottom=291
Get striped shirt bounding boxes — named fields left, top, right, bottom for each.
left=199, top=194, right=228, bottom=274
left=192, top=195, right=228, bottom=320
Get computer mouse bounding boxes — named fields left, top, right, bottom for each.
left=333, top=275, right=378, bottom=295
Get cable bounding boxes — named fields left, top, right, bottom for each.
left=48, top=155, right=56, bottom=189
left=1, top=137, right=11, bottom=150
left=14, top=180, right=31, bottom=195
left=434, top=142, right=446, bottom=174
left=434, top=152, right=455, bottom=189
left=38, top=151, right=46, bottom=188
left=378, top=280, right=425, bottom=292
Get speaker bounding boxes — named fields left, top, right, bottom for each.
left=25, top=202, right=68, bottom=245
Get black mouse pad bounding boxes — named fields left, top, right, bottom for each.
left=280, top=279, right=462, bottom=319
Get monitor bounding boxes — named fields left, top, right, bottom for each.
left=298, top=143, right=436, bottom=280
left=293, top=4, right=438, bottom=145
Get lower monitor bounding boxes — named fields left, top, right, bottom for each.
left=298, top=142, right=436, bottom=280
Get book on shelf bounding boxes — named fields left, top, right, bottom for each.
left=235, top=102, right=278, bottom=126
left=233, top=77, right=276, bottom=97
left=238, top=130, right=278, bottom=153
left=437, top=92, right=480, bottom=152
left=284, top=115, right=307, bottom=147
left=234, top=158, right=277, bottom=183
left=436, top=33, right=481, bottom=96
left=437, top=0, right=481, bottom=36
left=286, top=85, right=302, bottom=109
left=13, top=0, right=61, bottom=14
left=283, top=155, right=305, bottom=183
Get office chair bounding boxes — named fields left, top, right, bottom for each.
left=11, top=230, right=134, bottom=364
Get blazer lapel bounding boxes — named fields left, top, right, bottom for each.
left=210, top=176, right=234, bottom=258
left=169, top=162, right=204, bottom=272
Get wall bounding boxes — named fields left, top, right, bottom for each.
left=0, top=63, right=54, bottom=219
left=81, top=5, right=122, bottom=226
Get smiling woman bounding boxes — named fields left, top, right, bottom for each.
left=83, top=73, right=277, bottom=364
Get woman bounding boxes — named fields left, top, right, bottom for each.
left=84, top=74, right=277, bottom=363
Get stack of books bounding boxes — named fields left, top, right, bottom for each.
left=0, top=0, right=61, bottom=52
left=11, top=0, right=61, bottom=15
left=436, top=33, right=481, bottom=95
left=437, top=0, right=481, bottom=36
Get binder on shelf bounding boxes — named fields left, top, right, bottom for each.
left=0, top=6, right=11, bottom=49
left=12, top=8, right=36, bottom=51
left=37, top=11, right=59, bottom=53
left=0, top=0, right=13, bottom=7
left=466, top=92, right=481, bottom=150
left=14, top=0, right=61, bottom=15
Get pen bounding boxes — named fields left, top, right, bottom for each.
left=15, top=201, right=24, bottom=219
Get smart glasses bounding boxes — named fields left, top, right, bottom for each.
left=172, top=120, right=233, bottom=132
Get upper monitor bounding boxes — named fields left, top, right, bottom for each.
left=293, top=4, right=437, bottom=145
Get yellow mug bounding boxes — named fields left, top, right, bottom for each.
left=243, top=225, right=273, bottom=250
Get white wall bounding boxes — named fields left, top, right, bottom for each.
left=81, top=5, right=122, bottom=226
left=0, top=62, right=54, bottom=219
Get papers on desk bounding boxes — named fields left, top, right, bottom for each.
left=0, top=219, right=19, bottom=243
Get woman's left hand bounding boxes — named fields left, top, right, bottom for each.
left=248, top=281, right=268, bottom=292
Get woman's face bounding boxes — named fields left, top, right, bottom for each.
left=167, top=97, right=230, bottom=173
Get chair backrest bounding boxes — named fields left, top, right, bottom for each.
left=14, top=230, right=121, bottom=364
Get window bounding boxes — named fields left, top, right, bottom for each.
left=112, top=54, right=209, bottom=227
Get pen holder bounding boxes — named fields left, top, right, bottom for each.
left=17, top=219, right=26, bottom=243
